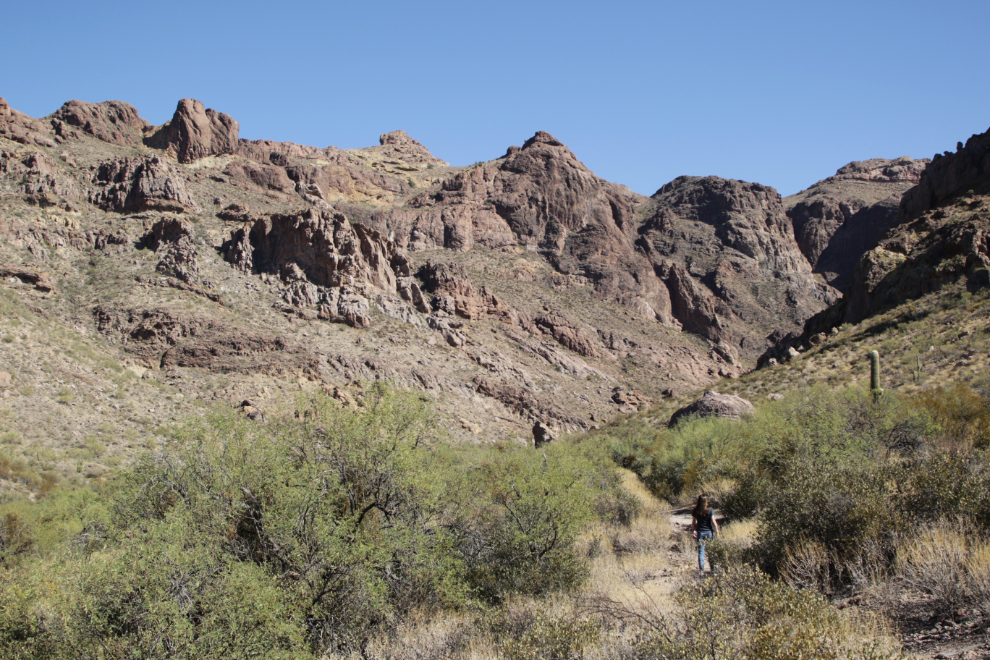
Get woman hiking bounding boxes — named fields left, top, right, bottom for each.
left=691, top=494, right=720, bottom=574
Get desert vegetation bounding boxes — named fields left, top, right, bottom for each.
left=0, top=381, right=916, bottom=659
left=597, top=377, right=990, bottom=651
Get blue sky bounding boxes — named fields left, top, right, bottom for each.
left=3, top=0, right=988, bottom=196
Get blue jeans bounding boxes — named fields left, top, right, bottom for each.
left=697, top=531, right=713, bottom=571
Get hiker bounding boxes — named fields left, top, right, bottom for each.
left=691, top=494, right=720, bottom=573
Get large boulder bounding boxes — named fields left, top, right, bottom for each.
left=668, top=390, right=754, bottom=428
left=146, top=98, right=239, bottom=163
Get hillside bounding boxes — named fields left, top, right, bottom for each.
left=1, top=94, right=984, bottom=500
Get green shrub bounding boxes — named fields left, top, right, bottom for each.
left=635, top=566, right=899, bottom=660
left=452, top=443, right=599, bottom=603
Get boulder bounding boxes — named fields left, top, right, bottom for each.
left=146, top=98, right=239, bottom=163
left=532, top=421, right=555, bottom=448
left=0, top=371, right=10, bottom=388
left=668, top=390, right=755, bottom=428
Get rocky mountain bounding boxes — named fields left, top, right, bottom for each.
left=0, top=95, right=946, bottom=492
left=784, top=157, right=928, bottom=291
left=760, top=124, right=990, bottom=365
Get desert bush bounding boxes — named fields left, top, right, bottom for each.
left=451, top=442, right=602, bottom=603
left=486, top=597, right=600, bottom=660
left=634, top=566, right=899, bottom=660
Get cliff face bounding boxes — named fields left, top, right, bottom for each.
left=784, top=157, right=929, bottom=291
left=761, top=126, right=990, bottom=365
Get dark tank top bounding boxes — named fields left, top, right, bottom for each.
left=695, top=508, right=714, bottom=533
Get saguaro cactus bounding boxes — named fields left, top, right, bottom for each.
left=869, top=350, right=883, bottom=399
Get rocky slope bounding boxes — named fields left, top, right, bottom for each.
left=784, top=157, right=929, bottom=290
left=0, top=94, right=942, bottom=495
left=760, top=124, right=990, bottom=365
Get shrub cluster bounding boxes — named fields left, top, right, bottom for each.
left=0, top=385, right=624, bottom=658
left=601, top=383, right=990, bottom=614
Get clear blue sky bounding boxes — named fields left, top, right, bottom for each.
left=3, top=0, right=988, bottom=197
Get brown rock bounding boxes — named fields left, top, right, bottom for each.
left=224, top=208, right=408, bottom=292
left=93, top=305, right=318, bottom=375
left=642, top=175, right=837, bottom=348
left=611, top=388, right=654, bottom=408
left=668, top=390, right=755, bottom=428
left=218, top=202, right=251, bottom=221
left=0, top=266, right=56, bottom=293
left=416, top=261, right=526, bottom=326
left=532, top=421, right=555, bottom=448
left=49, top=100, right=149, bottom=145
left=0, top=371, right=10, bottom=388
left=146, top=98, right=239, bottom=163
left=532, top=313, right=602, bottom=358
left=89, top=156, right=201, bottom=213
left=0, top=98, right=56, bottom=148
left=901, top=126, right=990, bottom=222
left=785, top=157, right=928, bottom=289
left=473, top=375, right=588, bottom=429
left=374, top=130, right=446, bottom=165
left=0, top=150, right=79, bottom=208
left=143, top=218, right=200, bottom=283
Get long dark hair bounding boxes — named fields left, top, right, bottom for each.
left=692, top=494, right=711, bottom=519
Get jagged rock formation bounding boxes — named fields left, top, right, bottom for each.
left=89, top=156, right=201, bottom=213
left=225, top=208, right=409, bottom=291
left=370, top=130, right=447, bottom=165
left=1, top=150, right=79, bottom=208
left=0, top=98, right=55, bottom=148
left=668, top=390, right=754, bottom=427
left=146, top=98, right=239, bottom=163
left=901, top=129, right=990, bottom=221
left=143, top=218, right=200, bottom=283
left=640, top=176, right=838, bottom=352
left=4, top=93, right=950, bottom=448
left=763, top=126, right=990, bottom=364
left=48, top=100, right=149, bottom=145
left=784, top=157, right=928, bottom=290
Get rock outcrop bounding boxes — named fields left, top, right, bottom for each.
left=416, top=261, right=524, bottom=325
left=1, top=150, right=79, bottom=208
left=640, top=176, right=838, bottom=350
left=785, top=157, right=928, bottom=289
left=767, top=126, right=990, bottom=358
left=900, top=127, right=990, bottom=222
left=146, top=99, right=239, bottom=163
left=89, top=156, right=201, bottom=213
left=143, top=218, right=200, bottom=283
left=94, top=305, right=318, bottom=374
left=0, top=98, right=56, bottom=148
left=225, top=208, right=409, bottom=291
left=49, top=100, right=149, bottom=145
left=668, top=390, right=754, bottom=428
left=371, top=130, right=446, bottom=165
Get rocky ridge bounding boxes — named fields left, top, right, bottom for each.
left=0, top=95, right=951, bottom=473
